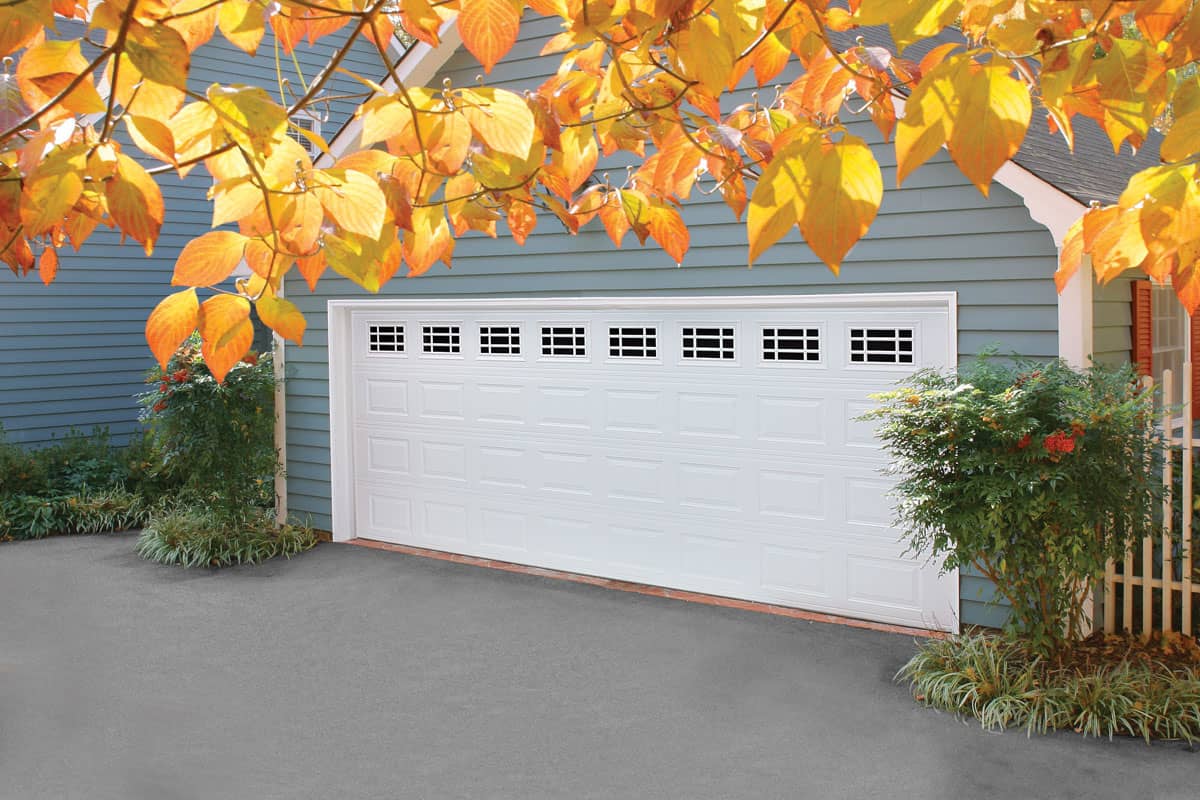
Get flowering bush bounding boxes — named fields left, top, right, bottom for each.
left=869, top=359, right=1159, bottom=655
left=139, top=335, right=276, bottom=511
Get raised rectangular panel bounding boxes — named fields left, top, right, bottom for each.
left=476, top=383, right=526, bottom=425
left=606, top=456, right=664, bottom=503
left=541, top=451, right=592, bottom=496
left=757, top=397, right=824, bottom=444
left=366, top=436, right=410, bottom=475
left=677, top=392, right=738, bottom=438
left=604, top=389, right=662, bottom=434
left=846, top=555, right=921, bottom=609
left=479, top=446, right=527, bottom=489
left=761, top=545, right=829, bottom=597
left=421, top=441, right=467, bottom=482
left=365, top=379, right=408, bottom=415
left=609, top=525, right=669, bottom=574
left=538, top=386, right=591, bottom=429
left=759, top=470, right=825, bottom=520
left=680, top=534, right=744, bottom=584
left=845, top=400, right=882, bottom=448
left=679, top=462, right=741, bottom=511
left=419, top=381, right=465, bottom=420
left=536, top=515, right=600, bottom=563
left=368, top=494, right=412, bottom=536
left=844, top=477, right=894, bottom=527
left=479, top=508, right=527, bottom=552
left=423, top=501, right=468, bottom=545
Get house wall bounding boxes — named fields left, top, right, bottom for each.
left=284, top=14, right=1062, bottom=628
left=0, top=27, right=382, bottom=447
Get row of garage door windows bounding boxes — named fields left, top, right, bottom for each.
left=368, top=323, right=916, bottom=365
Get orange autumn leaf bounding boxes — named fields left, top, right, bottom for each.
left=171, top=230, right=249, bottom=286
left=198, top=293, right=253, bottom=382
left=38, top=246, right=58, bottom=285
left=458, top=0, right=521, bottom=73
left=146, top=289, right=200, bottom=369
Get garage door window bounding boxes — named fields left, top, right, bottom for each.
left=422, top=325, right=461, bottom=354
left=609, top=326, right=657, bottom=358
left=480, top=325, right=521, bottom=356
left=541, top=326, right=586, bottom=356
left=682, top=326, right=735, bottom=360
left=849, top=327, right=914, bottom=364
left=368, top=324, right=404, bottom=353
left=762, top=327, right=819, bottom=362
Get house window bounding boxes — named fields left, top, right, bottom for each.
left=763, top=327, right=820, bottom=362
left=368, top=324, right=404, bottom=353
left=1152, top=282, right=1189, bottom=409
left=288, top=114, right=322, bottom=159
left=682, top=326, right=734, bottom=359
left=849, top=328, right=914, bottom=364
left=609, top=326, right=657, bottom=358
left=480, top=325, right=521, bottom=355
left=422, top=325, right=461, bottom=354
left=541, top=326, right=586, bottom=356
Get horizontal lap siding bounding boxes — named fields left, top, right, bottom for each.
left=0, top=31, right=381, bottom=447
left=1093, top=274, right=1135, bottom=367
left=283, top=16, right=1059, bottom=629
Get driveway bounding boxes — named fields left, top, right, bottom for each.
left=1, top=534, right=1197, bottom=800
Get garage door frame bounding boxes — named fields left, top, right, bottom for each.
left=326, top=292, right=958, bottom=628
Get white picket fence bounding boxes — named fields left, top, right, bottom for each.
left=1101, top=368, right=1198, bottom=637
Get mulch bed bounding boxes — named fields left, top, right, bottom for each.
left=1052, top=632, right=1200, bottom=675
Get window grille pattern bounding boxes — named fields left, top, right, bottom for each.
left=849, top=327, right=914, bottom=364
left=422, top=325, right=461, bottom=354
left=682, top=326, right=735, bottom=360
left=541, top=326, right=586, bottom=356
left=368, top=324, right=404, bottom=353
left=609, top=326, right=657, bottom=358
left=762, top=328, right=820, bottom=361
left=480, top=325, right=521, bottom=355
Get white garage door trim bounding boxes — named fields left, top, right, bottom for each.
left=328, top=292, right=959, bottom=632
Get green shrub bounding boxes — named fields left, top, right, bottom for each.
left=869, top=359, right=1160, bottom=655
left=136, top=507, right=316, bottom=568
left=898, top=633, right=1200, bottom=742
left=138, top=335, right=276, bottom=511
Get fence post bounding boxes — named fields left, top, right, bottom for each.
left=1184, top=359, right=1194, bottom=637
left=1163, top=370, right=1174, bottom=635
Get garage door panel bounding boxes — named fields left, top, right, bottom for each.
left=341, top=296, right=959, bottom=631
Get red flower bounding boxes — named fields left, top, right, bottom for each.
left=152, top=401, right=168, bottom=413
left=159, top=381, right=170, bottom=393
left=1043, top=431, right=1076, bottom=454
left=242, top=352, right=258, bottom=366
left=1017, top=434, right=1032, bottom=449
left=172, top=369, right=190, bottom=383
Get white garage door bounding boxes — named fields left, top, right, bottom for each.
left=329, top=294, right=959, bottom=631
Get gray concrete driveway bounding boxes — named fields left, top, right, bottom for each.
left=1, top=534, right=1197, bottom=800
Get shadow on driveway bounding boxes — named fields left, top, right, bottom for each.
left=1, top=534, right=1196, bottom=800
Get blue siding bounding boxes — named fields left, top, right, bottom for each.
left=0, top=29, right=385, bottom=447
left=283, top=15, right=1060, bottom=628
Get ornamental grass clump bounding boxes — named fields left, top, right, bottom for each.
left=898, top=632, right=1200, bottom=742
left=869, top=359, right=1159, bottom=656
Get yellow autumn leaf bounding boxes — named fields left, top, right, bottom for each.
left=800, top=134, right=883, bottom=273
left=255, top=294, right=306, bottom=345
